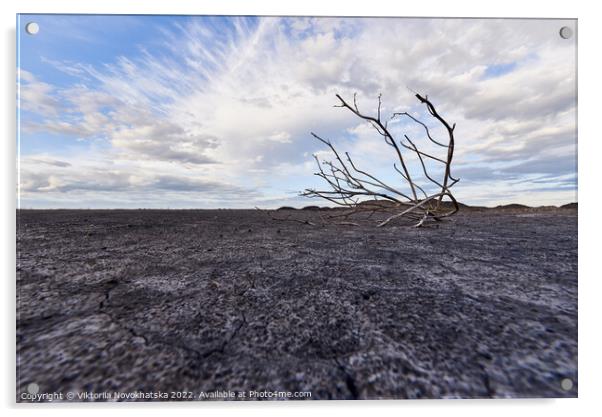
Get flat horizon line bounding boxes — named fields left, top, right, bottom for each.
left=15, top=202, right=578, bottom=211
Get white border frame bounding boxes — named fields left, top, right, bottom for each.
left=2, top=1, right=599, bottom=416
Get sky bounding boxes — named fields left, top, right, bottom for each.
left=17, top=15, right=577, bottom=208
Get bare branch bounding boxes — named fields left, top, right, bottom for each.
left=392, top=112, right=448, bottom=147
left=301, top=92, right=460, bottom=228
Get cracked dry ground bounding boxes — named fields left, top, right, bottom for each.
left=16, top=209, right=577, bottom=400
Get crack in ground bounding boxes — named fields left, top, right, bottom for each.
left=98, top=279, right=119, bottom=310
left=334, top=358, right=359, bottom=399
left=196, top=312, right=248, bottom=359
left=96, top=279, right=249, bottom=366
left=478, top=362, right=495, bottom=397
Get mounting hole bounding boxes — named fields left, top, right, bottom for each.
left=25, top=22, right=39, bottom=35
left=559, top=26, right=573, bottom=39
left=561, top=378, right=573, bottom=391
left=27, top=382, right=39, bottom=395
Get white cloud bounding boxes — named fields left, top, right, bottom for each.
left=18, top=70, right=62, bottom=117
left=17, top=153, right=259, bottom=209
left=267, top=131, right=292, bottom=143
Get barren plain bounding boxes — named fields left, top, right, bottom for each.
left=16, top=206, right=578, bottom=400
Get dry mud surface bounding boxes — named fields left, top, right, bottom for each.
left=16, top=208, right=577, bottom=400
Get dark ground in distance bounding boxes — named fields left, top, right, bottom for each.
left=16, top=207, right=578, bottom=400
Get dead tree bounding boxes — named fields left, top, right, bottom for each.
left=302, top=93, right=460, bottom=227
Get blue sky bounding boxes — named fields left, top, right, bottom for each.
left=17, top=15, right=577, bottom=208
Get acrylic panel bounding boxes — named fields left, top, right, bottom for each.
left=16, top=14, right=577, bottom=402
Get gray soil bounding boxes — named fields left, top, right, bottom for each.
left=16, top=208, right=578, bottom=401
